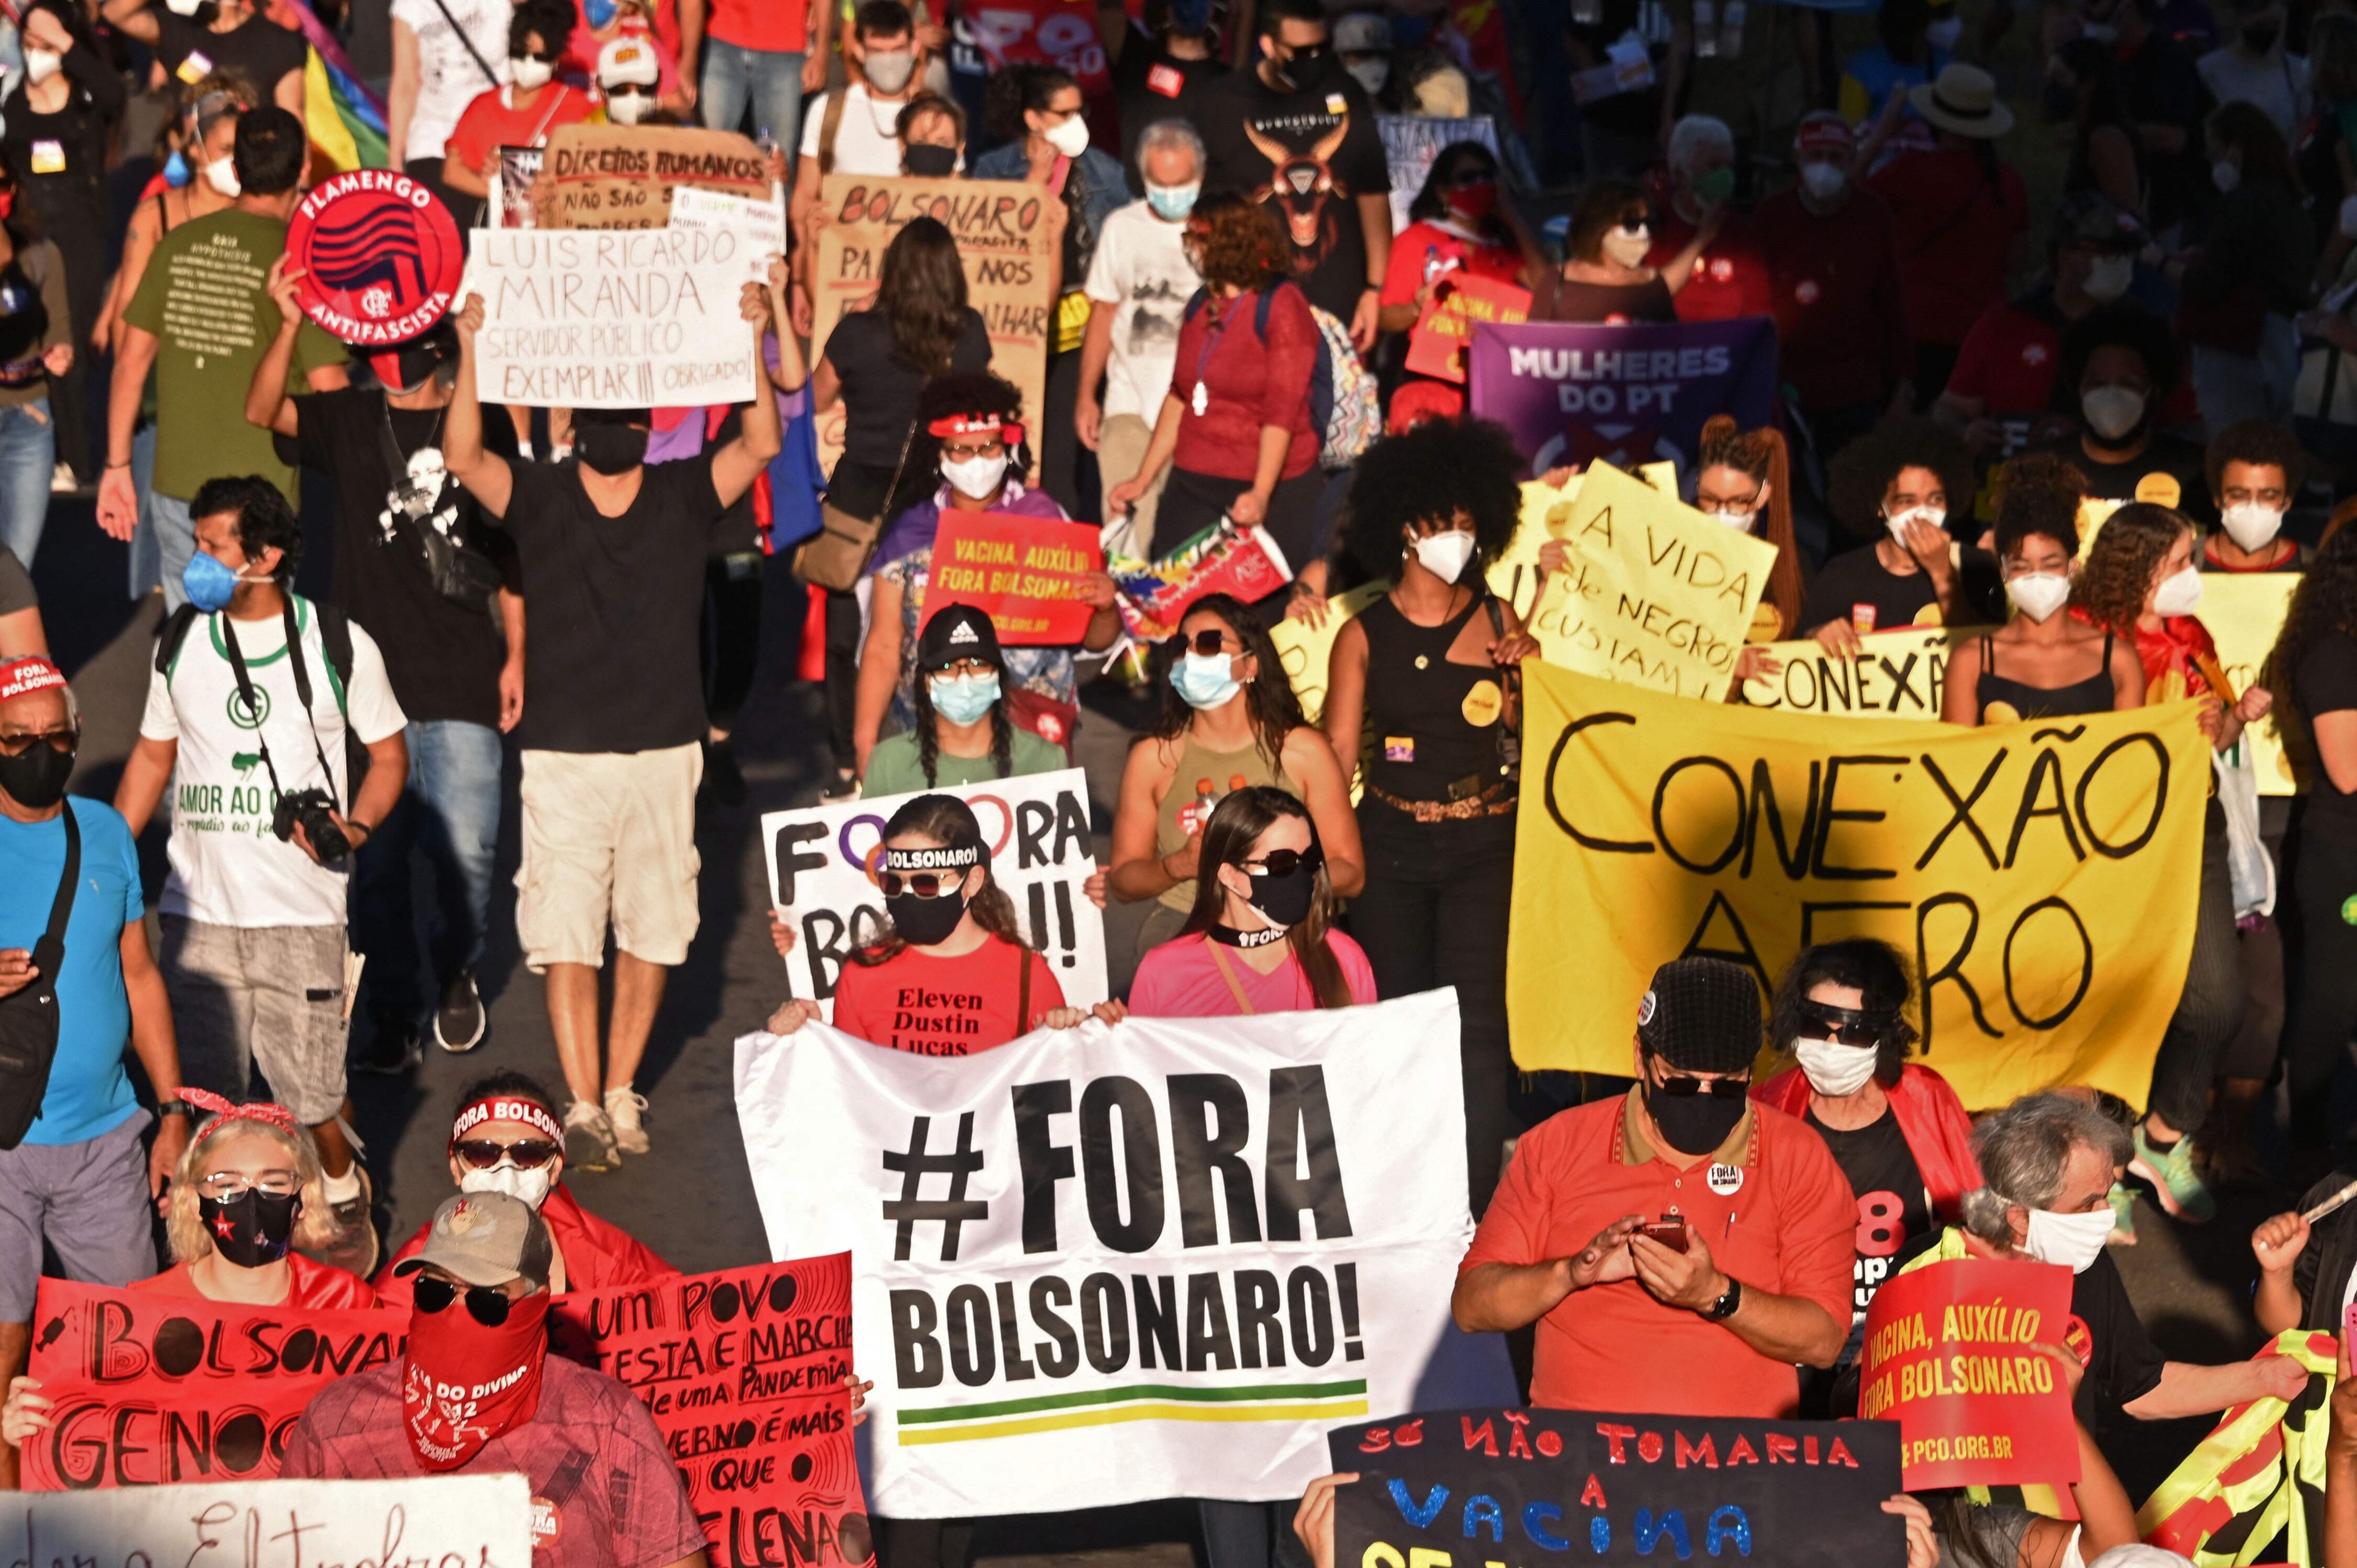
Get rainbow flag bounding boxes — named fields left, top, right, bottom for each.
left=278, top=0, right=388, bottom=171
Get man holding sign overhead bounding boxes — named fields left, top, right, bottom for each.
left=443, top=270, right=780, bottom=1171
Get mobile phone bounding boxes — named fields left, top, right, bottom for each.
left=2343, top=1301, right=2356, bottom=1339
left=1640, top=1216, right=1691, bottom=1253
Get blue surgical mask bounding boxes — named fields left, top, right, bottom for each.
left=182, top=551, right=252, bottom=613
left=583, top=0, right=617, bottom=25
left=163, top=148, right=192, bottom=187
left=930, top=670, right=1000, bottom=725
left=1147, top=180, right=1202, bottom=222
left=1172, top=650, right=1241, bottom=709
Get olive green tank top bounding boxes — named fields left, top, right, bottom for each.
left=1152, top=733, right=1295, bottom=913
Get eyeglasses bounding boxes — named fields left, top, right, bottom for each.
left=932, top=656, right=996, bottom=679
left=1795, top=998, right=1902, bottom=1049
left=414, top=1274, right=516, bottom=1326
left=453, top=1138, right=560, bottom=1171
left=881, top=868, right=967, bottom=899
left=0, top=727, right=74, bottom=757
left=1187, top=628, right=1240, bottom=656
left=942, top=439, right=1007, bottom=461
left=197, top=1169, right=300, bottom=1199
left=1242, top=847, right=1320, bottom=877
left=1698, top=488, right=1763, bottom=515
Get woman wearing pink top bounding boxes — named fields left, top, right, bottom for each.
left=1129, top=785, right=1375, bottom=1016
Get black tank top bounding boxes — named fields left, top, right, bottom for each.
left=1975, top=632, right=2115, bottom=722
left=1361, top=591, right=1514, bottom=801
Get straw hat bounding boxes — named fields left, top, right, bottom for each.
left=1908, top=62, right=2014, bottom=138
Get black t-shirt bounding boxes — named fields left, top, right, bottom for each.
left=819, top=307, right=990, bottom=518
left=155, top=10, right=307, bottom=100
left=2297, top=632, right=2357, bottom=832
left=490, top=451, right=725, bottom=753
left=1114, top=40, right=1225, bottom=183
left=2119, top=34, right=2213, bottom=233
left=0, top=543, right=32, bottom=615
left=2030, top=431, right=2216, bottom=526
left=1807, top=1107, right=1933, bottom=1320
left=1566, top=0, right=1663, bottom=137
left=1799, top=542, right=2004, bottom=637
left=2292, top=1169, right=2357, bottom=1330
left=279, top=388, right=519, bottom=728
left=2070, top=1248, right=2167, bottom=1428
left=1197, top=65, right=1391, bottom=321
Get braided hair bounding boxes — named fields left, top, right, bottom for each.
left=911, top=654, right=1017, bottom=786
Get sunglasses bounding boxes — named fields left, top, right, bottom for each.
left=0, top=727, right=74, bottom=757
left=881, top=868, right=967, bottom=899
left=453, top=1138, right=560, bottom=1171
left=1242, top=847, right=1320, bottom=877
left=1796, top=998, right=1902, bottom=1049
left=1187, top=628, right=1240, bottom=656
left=414, top=1274, right=516, bottom=1326
left=1649, top=1063, right=1751, bottom=1099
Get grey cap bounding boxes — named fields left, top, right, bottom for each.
left=391, top=1190, right=554, bottom=1290
left=1334, top=11, right=1392, bottom=51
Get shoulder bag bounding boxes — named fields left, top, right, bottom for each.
left=0, top=801, right=80, bottom=1150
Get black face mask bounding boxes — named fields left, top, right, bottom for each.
left=1239, top=858, right=1317, bottom=929
left=905, top=143, right=959, bottom=176
left=1643, top=1075, right=1748, bottom=1156
left=888, top=884, right=970, bottom=946
left=1271, top=40, right=1329, bottom=89
left=2243, top=20, right=2280, bottom=49
left=0, top=739, right=73, bottom=812
left=199, top=1187, right=299, bottom=1268
left=576, top=423, right=649, bottom=475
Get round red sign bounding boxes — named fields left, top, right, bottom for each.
left=285, top=170, right=463, bottom=346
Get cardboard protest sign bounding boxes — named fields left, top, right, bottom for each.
left=551, top=1256, right=871, bottom=1566
left=1271, top=580, right=1390, bottom=723
left=1523, top=461, right=1777, bottom=702
left=2202, top=572, right=2300, bottom=797
left=469, top=227, right=758, bottom=408
left=1376, top=115, right=1500, bottom=234
left=733, top=990, right=1506, bottom=1516
left=1508, top=662, right=2211, bottom=1108
left=19, top=1278, right=407, bottom=1489
left=1326, top=1406, right=1905, bottom=1568
left=11, top=1473, right=531, bottom=1564
left=534, top=123, right=770, bottom=230
left=1735, top=627, right=1977, bottom=719
left=285, top=169, right=462, bottom=346
left=1469, top=319, right=1779, bottom=477
left=669, top=184, right=788, bottom=283
left=1482, top=464, right=1678, bottom=622
left=1406, top=272, right=1531, bottom=384
left=495, top=145, right=542, bottom=227
left=810, top=175, right=1055, bottom=473
left=1858, top=1258, right=2078, bottom=1492
left=922, top=514, right=1106, bottom=645
left=760, top=768, right=1105, bottom=1017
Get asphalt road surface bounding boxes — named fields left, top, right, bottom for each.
left=30, top=482, right=2304, bottom=1552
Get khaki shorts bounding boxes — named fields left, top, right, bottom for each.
left=161, top=918, right=349, bottom=1126
left=516, top=743, right=703, bottom=969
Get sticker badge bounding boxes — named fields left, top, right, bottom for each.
left=1461, top=679, right=1503, bottom=727
left=176, top=48, right=213, bottom=83
left=531, top=1498, right=563, bottom=1547
left=28, top=140, right=64, bottom=175
left=1384, top=735, right=1414, bottom=762
left=1148, top=62, right=1184, bottom=96
left=1325, top=92, right=1349, bottom=114
left=2342, top=895, right=2357, bottom=925
left=1706, top=1163, right=1743, bottom=1196
left=1636, top=989, right=1657, bottom=1026
left=1851, top=602, right=1879, bottom=634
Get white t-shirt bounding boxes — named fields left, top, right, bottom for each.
left=798, top=83, right=912, bottom=176
left=140, top=597, right=407, bottom=929
left=2198, top=46, right=2310, bottom=141
left=1083, top=199, right=1202, bottom=422
left=391, top=0, right=512, bottom=160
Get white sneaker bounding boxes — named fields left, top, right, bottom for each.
left=604, top=1085, right=649, bottom=1155
left=48, top=462, right=74, bottom=493
left=563, top=1099, right=618, bottom=1170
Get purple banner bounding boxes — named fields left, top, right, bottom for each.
left=1468, top=317, right=1780, bottom=479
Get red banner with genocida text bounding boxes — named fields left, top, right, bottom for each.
left=20, top=1277, right=408, bottom=1489
left=1857, top=1257, right=2078, bottom=1493
left=922, top=514, right=1106, bottom=646
left=550, top=1254, right=868, bottom=1568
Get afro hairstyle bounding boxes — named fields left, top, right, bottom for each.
left=1824, top=415, right=1976, bottom=543
left=1340, top=416, right=1525, bottom=581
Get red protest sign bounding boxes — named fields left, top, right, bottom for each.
left=550, top=1254, right=870, bottom=1568
left=287, top=169, right=464, bottom=346
left=19, top=1278, right=408, bottom=1489
left=1406, top=272, right=1532, bottom=384
left=1857, top=1257, right=2078, bottom=1493
left=924, top=513, right=1106, bottom=645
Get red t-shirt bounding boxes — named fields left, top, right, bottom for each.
left=373, top=1182, right=676, bottom=1309
left=1644, top=209, right=1774, bottom=325
left=132, top=1253, right=381, bottom=1310
left=1129, top=930, right=1378, bottom=1017
left=1379, top=220, right=1525, bottom=308
left=833, top=935, right=1069, bottom=1056
left=1946, top=295, right=2065, bottom=418
left=708, top=0, right=807, bottom=53
left=1864, top=148, right=2029, bottom=348
left=445, top=82, right=597, bottom=177
left=281, top=1357, right=710, bottom=1568
left=1168, top=283, right=1319, bottom=483
left=1753, top=186, right=1911, bottom=412
left=1459, top=1092, right=1856, bottom=1417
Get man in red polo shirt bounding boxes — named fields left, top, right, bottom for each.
left=1453, top=956, right=1855, bottom=1418
left=1645, top=115, right=1772, bottom=325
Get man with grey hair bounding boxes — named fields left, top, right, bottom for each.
left=1076, top=118, right=1206, bottom=558
left=1910, top=1091, right=2306, bottom=1429
left=1647, top=112, right=1771, bottom=323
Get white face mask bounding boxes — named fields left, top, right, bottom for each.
left=2016, top=1200, right=2117, bottom=1273
left=1043, top=115, right=1091, bottom=158
left=459, top=1160, right=556, bottom=1210
left=1701, top=505, right=1756, bottom=531
left=605, top=90, right=653, bottom=124
left=2081, top=384, right=2145, bottom=441
left=2212, top=158, right=2242, bottom=194
left=2152, top=562, right=2204, bottom=617
left=511, top=54, right=554, bottom=89
left=1799, top=160, right=1847, bottom=202
left=1411, top=528, right=1477, bottom=583
left=1600, top=224, right=1651, bottom=268
left=204, top=156, right=240, bottom=196
left=1925, top=13, right=1964, bottom=47
left=2004, top=570, right=2073, bottom=623
left=1346, top=57, right=1389, bottom=94
left=942, top=451, right=1010, bottom=500
left=1885, top=503, right=1945, bottom=546
left=2220, top=501, right=2285, bottom=552
left=22, top=48, right=61, bottom=85
left=2083, top=252, right=2134, bottom=302
left=1793, top=1037, right=1879, bottom=1098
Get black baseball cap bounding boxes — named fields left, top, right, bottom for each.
left=1636, top=956, right=1763, bottom=1075
left=918, top=604, right=1004, bottom=671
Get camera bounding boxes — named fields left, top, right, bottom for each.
left=273, top=788, right=350, bottom=865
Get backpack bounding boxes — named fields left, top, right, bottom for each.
left=1182, top=282, right=1382, bottom=471
left=156, top=599, right=355, bottom=696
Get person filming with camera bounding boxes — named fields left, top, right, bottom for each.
left=114, top=474, right=408, bottom=1276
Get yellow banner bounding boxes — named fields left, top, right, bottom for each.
left=2200, top=572, right=2301, bottom=797
left=1507, top=662, right=2210, bottom=1109
left=1270, top=580, right=1390, bottom=724
left=1736, top=627, right=1978, bottom=719
left=1521, top=461, right=1776, bottom=703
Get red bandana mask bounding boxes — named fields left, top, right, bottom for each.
left=401, top=1289, right=551, bottom=1471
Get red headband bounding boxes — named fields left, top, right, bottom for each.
left=0, top=656, right=66, bottom=703
left=183, top=1087, right=300, bottom=1134
left=928, top=412, right=1022, bottom=441
left=451, top=1095, right=564, bottom=1146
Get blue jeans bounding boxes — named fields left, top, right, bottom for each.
left=701, top=41, right=805, bottom=159
left=128, top=422, right=161, bottom=599
left=152, top=489, right=195, bottom=613
left=352, top=718, right=504, bottom=1030
left=0, top=397, right=54, bottom=569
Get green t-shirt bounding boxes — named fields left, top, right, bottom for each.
left=124, top=209, right=346, bottom=504
left=862, top=727, right=1066, bottom=797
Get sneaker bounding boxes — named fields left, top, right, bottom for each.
left=350, top=1020, right=422, bottom=1075
left=702, top=738, right=748, bottom=808
left=604, top=1085, right=650, bottom=1155
left=563, top=1099, right=619, bottom=1171
left=2131, top=1123, right=2218, bottom=1223
left=48, top=461, right=74, bottom=494
left=434, top=970, right=486, bottom=1053
left=2107, top=1183, right=2138, bottom=1246
left=304, top=1163, right=380, bottom=1277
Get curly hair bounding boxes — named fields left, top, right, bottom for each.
left=2076, top=501, right=2193, bottom=633
left=1143, top=592, right=1306, bottom=762
left=1180, top=786, right=1352, bottom=1008
left=897, top=92, right=965, bottom=147
left=1697, top=415, right=1801, bottom=638
left=1340, top=415, right=1525, bottom=582
left=873, top=217, right=971, bottom=379
left=1993, top=451, right=2089, bottom=560
left=2205, top=417, right=2307, bottom=501
left=1187, top=191, right=1291, bottom=292
left=509, top=0, right=575, bottom=56
left=2059, top=302, right=2179, bottom=407
left=2262, top=525, right=2357, bottom=783
left=2210, top=99, right=2304, bottom=198
left=191, top=474, right=302, bottom=579
left=851, top=794, right=1032, bottom=965
left=165, top=1111, right=337, bottom=1264
left=1768, top=938, right=1920, bottom=1088
left=1824, top=416, right=1975, bottom=543
left=916, top=370, right=1031, bottom=489
left=1566, top=175, right=1649, bottom=266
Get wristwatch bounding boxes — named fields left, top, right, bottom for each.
left=156, top=1098, right=193, bottom=1119
left=1706, top=1277, right=1743, bottom=1321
